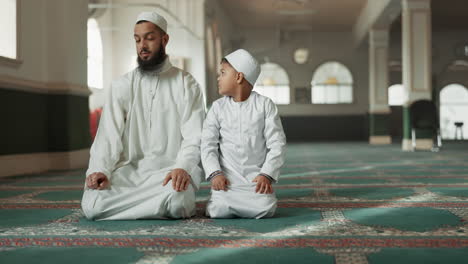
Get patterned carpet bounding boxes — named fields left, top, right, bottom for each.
left=1, top=142, right=468, bottom=264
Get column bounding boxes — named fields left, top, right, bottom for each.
left=369, top=29, right=392, bottom=145
left=401, top=0, right=432, bottom=151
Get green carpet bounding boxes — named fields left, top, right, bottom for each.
left=1, top=142, right=468, bottom=263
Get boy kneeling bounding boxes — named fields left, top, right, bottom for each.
left=201, top=49, right=286, bottom=219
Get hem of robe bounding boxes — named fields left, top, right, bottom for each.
left=81, top=165, right=197, bottom=220
left=205, top=183, right=277, bottom=219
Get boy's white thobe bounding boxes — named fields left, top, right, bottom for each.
left=81, top=58, right=205, bottom=220
left=201, top=91, right=286, bottom=219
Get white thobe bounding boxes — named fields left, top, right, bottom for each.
left=81, top=58, right=205, bottom=220
left=201, top=91, right=286, bottom=219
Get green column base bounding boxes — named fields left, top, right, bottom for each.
left=402, top=138, right=434, bottom=151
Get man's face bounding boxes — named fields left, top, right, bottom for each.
left=134, top=22, right=167, bottom=62
left=217, top=62, right=238, bottom=96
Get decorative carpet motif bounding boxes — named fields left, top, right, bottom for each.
left=1, top=142, right=467, bottom=263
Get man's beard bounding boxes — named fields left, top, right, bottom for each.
left=137, top=47, right=167, bottom=72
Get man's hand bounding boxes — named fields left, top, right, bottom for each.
left=211, top=174, right=229, bottom=191
left=86, top=172, right=110, bottom=190
left=163, top=168, right=191, bottom=192
left=253, top=175, right=273, bottom=194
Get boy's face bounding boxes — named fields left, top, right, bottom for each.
left=217, top=62, right=238, bottom=96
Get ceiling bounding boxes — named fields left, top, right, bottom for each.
left=390, top=0, right=468, bottom=32
left=218, top=0, right=368, bottom=31
left=220, top=0, right=468, bottom=32
left=431, top=0, right=468, bottom=30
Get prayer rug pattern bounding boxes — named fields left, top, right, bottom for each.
left=1, top=142, right=467, bottom=263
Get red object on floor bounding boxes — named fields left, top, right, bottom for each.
left=89, top=108, right=102, bottom=142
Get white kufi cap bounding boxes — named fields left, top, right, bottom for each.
left=136, top=11, right=167, bottom=33
left=224, top=49, right=260, bottom=86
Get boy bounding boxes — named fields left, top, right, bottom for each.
left=201, top=49, right=286, bottom=219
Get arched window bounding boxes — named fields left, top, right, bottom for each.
left=311, top=62, right=353, bottom=104
left=439, top=84, right=468, bottom=139
left=388, top=84, right=406, bottom=106
left=87, top=18, right=103, bottom=89
left=0, top=0, right=17, bottom=59
left=254, top=62, right=290, bottom=104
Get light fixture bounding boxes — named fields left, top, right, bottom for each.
left=293, top=48, right=309, bottom=64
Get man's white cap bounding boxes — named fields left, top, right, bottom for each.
left=224, top=49, right=260, bottom=86
left=136, top=11, right=167, bottom=33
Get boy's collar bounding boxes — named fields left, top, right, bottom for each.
left=231, top=91, right=256, bottom=104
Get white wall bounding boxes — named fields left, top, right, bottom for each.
left=0, top=0, right=88, bottom=89
left=0, top=0, right=46, bottom=82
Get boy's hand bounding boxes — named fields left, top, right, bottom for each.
left=163, top=168, right=191, bottom=192
left=211, top=174, right=230, bottom=191
left=86, top=172, right=110, bottom=190
left=253, top=175, right=273, bottom=194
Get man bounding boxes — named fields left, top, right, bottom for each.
left=81, top=11, right=205, bottom=220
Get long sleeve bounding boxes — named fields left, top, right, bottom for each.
left=86, top=80, right=127, bottom=179
left=174, top=74, right=206, bottom=177
left=200, top=102, right=222, bottom=179
left=260, top=99, right=286, bottom=182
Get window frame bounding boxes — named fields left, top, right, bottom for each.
left=439, top=83, right=468, bottom=139
left=0, top=0, right=22, bottom=67
left=310, top=61, right=354, bottom=105
left=87, top=18, right=104, bottom=89
left=254, top=62, right=291, bottom=105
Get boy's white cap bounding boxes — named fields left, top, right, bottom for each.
left=224, top=49, right=260, bottom=86
left=136, top=11, right=167, bottom=33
